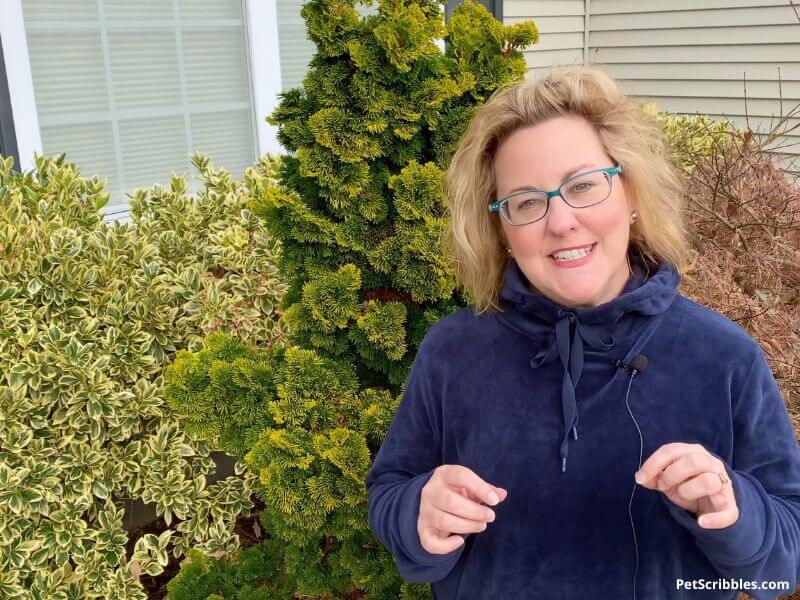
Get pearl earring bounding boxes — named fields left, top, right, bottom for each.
left=631, top=210, right=639, bottom=223
left=507, top=247, right=512, bottom=255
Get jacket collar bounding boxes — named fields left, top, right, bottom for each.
left=495, top=250, right=681, bottom=473
left=498, top=250, right=680, bottom=327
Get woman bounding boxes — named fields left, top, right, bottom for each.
left=364, top=65, right=800, bottom=599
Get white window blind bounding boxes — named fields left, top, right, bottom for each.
left=276, top=0, right=378, bottom=92
left=21, top=0, right=257, bottom=221
left=275, top=0, right=315, bottom=92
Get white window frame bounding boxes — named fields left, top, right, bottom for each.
left=246, top=0, right=283, bottom=157
left=0, top=0, right=283, bottom=189
left=1, top=0, right=42, bottom=172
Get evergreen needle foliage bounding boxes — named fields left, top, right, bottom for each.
left=165, top=0, right=538, bottom=597
left=260, top=0, right=537, bottom=391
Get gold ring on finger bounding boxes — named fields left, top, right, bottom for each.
left=717, top=471, right=730, bottom=495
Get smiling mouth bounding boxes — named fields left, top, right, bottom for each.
left=549, top=243, right=597, bottom=260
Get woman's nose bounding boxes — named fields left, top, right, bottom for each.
left=545, top=195, right=580, bottom=235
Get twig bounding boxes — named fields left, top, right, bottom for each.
left=771, top=358, right=800, bottom=371
left=731, top=303, right=772, bottom=322
left=743, top=73, right=750, bottom=129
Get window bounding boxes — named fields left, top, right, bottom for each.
left=275, top=0, right=316, bottom=93
left=20, top=0, right=258, bottom=220
left=9, top=0, right=501, bottom=222
left=445, top=0, right=501, bottom=22
left=0, top=36, right=20, bottom=170
left=275, top=0, right=379, bottom=93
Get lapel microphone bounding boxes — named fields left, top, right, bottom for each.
left=617, top=352, right=649, bottom=600
left=612, top=354, right=648, bottom=376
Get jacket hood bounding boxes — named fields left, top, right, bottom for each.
left=496, top=250, right=681, bottom=473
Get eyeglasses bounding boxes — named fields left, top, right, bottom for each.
left=488, top=165, right=623, bottom=226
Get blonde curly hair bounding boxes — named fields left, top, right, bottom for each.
left=442, top=64, right=691, bottom=314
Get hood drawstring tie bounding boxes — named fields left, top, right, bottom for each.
left=529, top=309, right=615, bottom=473
left=496, top=253, right=680, bottom=475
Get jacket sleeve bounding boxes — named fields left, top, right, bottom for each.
left=662, top=341, right=800, bottom=599
left=365, top=337, right=466, bottom=584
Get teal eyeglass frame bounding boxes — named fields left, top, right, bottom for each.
left=488, top=164, right=623, bottom=226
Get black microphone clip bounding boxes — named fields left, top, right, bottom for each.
left=612, top=354, right=648, bottom=376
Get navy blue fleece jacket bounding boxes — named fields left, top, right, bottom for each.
left=365, top=253, right=800, bottom=599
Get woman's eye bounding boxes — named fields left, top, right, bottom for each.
left=519, top=198, right=542, bottom=209
left=571, top=182, right=593, bottom=193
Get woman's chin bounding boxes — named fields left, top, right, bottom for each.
left=551, top=287, right=600, bottom=309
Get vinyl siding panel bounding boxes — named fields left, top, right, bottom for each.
left=505, top=0, right=586, bottom=69
left=504, top=0, right=584, bottom=17
left=593, top=43, right=797, bottom=63
left=590, top=0, right=786, bottom=14
left=589, top=24, right=799, bottom=46
left=590, top=6, right=797, bottom=28
left=505, top=0, right=800, bottom=164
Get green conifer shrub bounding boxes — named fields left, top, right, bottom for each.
left=164, top=0, right=538, bottom=597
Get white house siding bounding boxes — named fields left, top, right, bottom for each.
left=505, top=0, right=586, bottom=69
left=504, top=0, right=800, bottom=170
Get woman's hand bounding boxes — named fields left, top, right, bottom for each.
left=417, top=464, right=508, bottom=554
left=635, top=442, right=739, bottom=529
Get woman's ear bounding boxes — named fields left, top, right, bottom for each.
left=493, top=219, right=510, bottom=252
left=620, top=178, right=638, bottom=217
left=500, top=230, right=510, bottom=249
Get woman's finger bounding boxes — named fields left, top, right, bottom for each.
left=675, top=471, right=729, bottom=502
left=657, top=452, right=719, bottom=493
left=428, top=504, right=492, bottom=535
left=636, top=442, right=704, bottom=487
left=438, top=465, right=503, bottom=507
left=695, top=503, right=740, bottom=529
left=432, top=487, right=497, bottom=525
left=418, top=524, right=466, bottom=553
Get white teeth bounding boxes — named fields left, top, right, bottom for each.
left=552, top=244, right=594, bottom=261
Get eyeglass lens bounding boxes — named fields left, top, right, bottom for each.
left=502, top=170, right=612, bottom=225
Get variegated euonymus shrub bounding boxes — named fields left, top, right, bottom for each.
left=0, top=152, right=286, bottom=598
left=129, top=153, right=286, bottom=351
